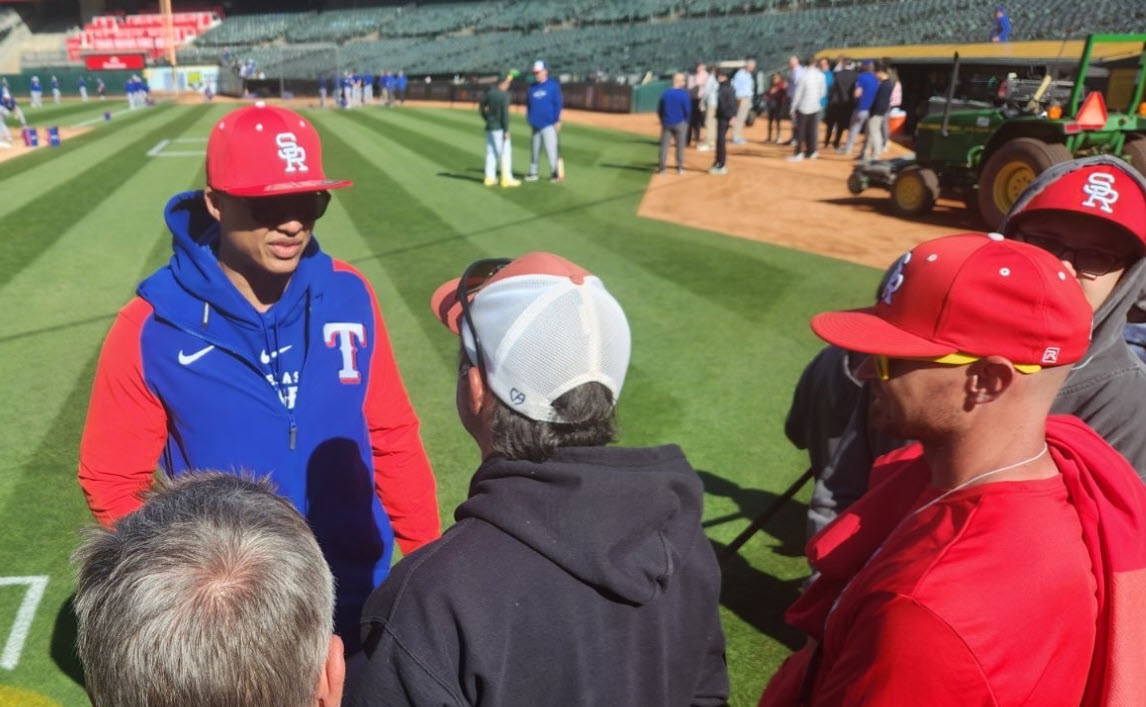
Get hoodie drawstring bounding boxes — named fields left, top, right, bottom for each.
left=201, top=301, right=210, bottom=328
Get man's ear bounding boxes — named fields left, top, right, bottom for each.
left=316, top=634, right=345, bottom=707
left=466, top=364, right=487, bottom=417
left=965, top=356, right=1015, bottom=404
left=203, top=187, right=223, bottom=222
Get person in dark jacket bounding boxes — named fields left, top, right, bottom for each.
left=657, top=72, right=691, bottom=174
left=348, top=252, right=730, bottom=707
left=479, top=70, right=521, bottom=187
left=710, top=68, right=737, bottom=175
left=823, top=57, right=856, bottom=149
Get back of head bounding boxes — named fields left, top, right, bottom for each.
left=73, top=473, right=334, bottom=707
left=431, top=253, right=631, bottom=462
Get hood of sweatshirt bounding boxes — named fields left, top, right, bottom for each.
left=455, top=444, right=706, bottom=606
left=1001, top=156, right=1146, bottom=369
left=137, top=190, right=330, bottom=366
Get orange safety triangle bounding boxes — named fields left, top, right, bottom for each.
left=1076, top=91, right=1108, bottom=130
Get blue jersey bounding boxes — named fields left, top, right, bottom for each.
left=51, top=77, right=58, bottom=89
left=30, top=78, right=40, bottom=90
left=396, top=74, right=408, bottom=90
left=1, top=94, right=15, bottom=111
left=527, top=77, right=563, bottom=129
left=79, top=77, right=87, bottom=88
left=80, top=191, right=438, bottom=650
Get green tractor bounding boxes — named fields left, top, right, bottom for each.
left=848, top=33, right=1146, bottom=228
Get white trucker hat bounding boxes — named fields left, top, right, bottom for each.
left=430, top=252, right=631, bottom=423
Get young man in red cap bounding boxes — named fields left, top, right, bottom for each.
left=760, top=233, right=1146, bottom=705
left=1001, top=155, right=1146, bottom=478
left=348, top=253, right=729, bottom=706
left=78, top=102, right=439, bottom=651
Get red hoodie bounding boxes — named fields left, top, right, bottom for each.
left=760, top=415, right=1146, bottom=706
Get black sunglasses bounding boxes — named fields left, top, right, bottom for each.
left=226, top=190, right=331, bottom=224
left=457, top=257, right=511, bottom=378
left=1018, top=233, right=1137, bottom=276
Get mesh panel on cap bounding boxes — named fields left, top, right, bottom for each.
left=471, top=274, right=630, bottom=422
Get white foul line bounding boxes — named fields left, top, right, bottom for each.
left=0, top=576, right=49, bottom=671
left=146, top=139, right=171, bottom=157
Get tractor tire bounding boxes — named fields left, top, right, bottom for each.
left=890, top=166, right=940, bottom=217
left=977, top=138, right=1071, bottom=230
left=846, top=171, right=867, bottom=195
left=1121, top=137, right=1146, bottom=174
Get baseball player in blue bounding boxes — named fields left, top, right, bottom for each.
left=51, top=75, right=60, bottom=104
left=525, top=60, right=564, bottom=182
left=29, top=75, right=42, bottom=107
left=96, top=77, right=106, bottom=100
left=396, top=70, right=408, bottom=104
left=78, top=75, right=88, bottom=102
left=0, top=92, right=21, bottom=147
left=79, top=103, right=441, bottom=652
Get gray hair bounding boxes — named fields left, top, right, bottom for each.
left=72, top=472, right=334, bottom=707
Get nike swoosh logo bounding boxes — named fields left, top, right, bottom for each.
left=177, top=345, right=216, bottom=366
left=259, top=345, right=293, bottom=365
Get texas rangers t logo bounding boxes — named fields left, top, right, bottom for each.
left=1081, top=172, right=1118, bottom=213
left=276, top=133, right=309, bottom=174
left=324, top=322, right=366, bottom=384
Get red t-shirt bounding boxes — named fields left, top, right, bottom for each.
left=812, top=468, right=1098, bottom=705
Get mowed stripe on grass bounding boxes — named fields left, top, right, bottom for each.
left=0, top=104, right=878, bottom=706
left=0, top=105, right=219, bottom=706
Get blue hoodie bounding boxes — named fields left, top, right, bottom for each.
left=81, top=191, right=438, bottom=649
left=527, top=77, right=563, bottom=129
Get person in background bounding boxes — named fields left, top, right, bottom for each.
left=687, top=61, right=708, bottom=147
left=709, top=67, right=737, bottom=175
left=764, top=72, right=788, bottom=144
left=657, top=72, right=691, bottom=175
left=842, top=60, right=878, bottom=156
left=991, top=6, right=1012, bottom=42
left=824, top=57, right=856, bottom=150
left=788, top=55, right=827, bottom=162
left=479, top=70, right=522, bottom=188
left=861, top=62, right=892, bottom=163
left=731, top=58, right=756, bottom=145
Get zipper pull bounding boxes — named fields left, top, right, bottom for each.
left=289, top=422, right=297, bottom=450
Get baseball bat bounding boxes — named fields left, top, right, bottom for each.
left=501, top=133, right=511, bottom=182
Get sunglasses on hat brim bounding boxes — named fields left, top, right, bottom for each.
left=457, top=257, right=512, bottom=378
left=867, top=352, right=1041, bottom=381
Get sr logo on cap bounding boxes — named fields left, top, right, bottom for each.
left=275, top=133, right=309, bottom=173
left=1082, top=171, right=1119, bottom=214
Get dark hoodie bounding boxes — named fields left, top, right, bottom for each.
left=350, top=445, right=730, bottom=707
left=1002, top=156, right=1146, bottom=480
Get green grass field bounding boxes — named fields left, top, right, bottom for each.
left=0, top=101, right=878, bottom=706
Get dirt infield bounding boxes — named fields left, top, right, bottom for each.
left=0, top=126, right=91, bottom=165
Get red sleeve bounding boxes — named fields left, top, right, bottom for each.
left=813, top=595, right=994, bottom=706
left=78, top=298, right=168, bottom=526
left=336, top=261, right=441, bottom=555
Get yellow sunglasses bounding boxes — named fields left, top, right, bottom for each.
left=870, top=352, right=1042, bottom=381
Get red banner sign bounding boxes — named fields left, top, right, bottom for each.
left=84, top=54, right=146, bottom=71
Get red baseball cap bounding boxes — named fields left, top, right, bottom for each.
left=812, top=233, right=1092, bottom=366
left=1003, top=157, right=1146, bottom=249
left=206, top=101, right=352, bottom=197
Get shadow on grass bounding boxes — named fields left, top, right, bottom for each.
left=51, top=594, right=85, bottom=687
left=599, top=162, right=658, bottom=173
left=435, top=171, right=487, bottom=184
left=698, top=469, right=807, bottom=558
left=712, top=537, right=806, bottom=652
